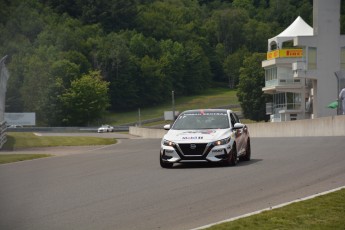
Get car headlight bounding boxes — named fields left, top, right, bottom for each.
left=163, top=139, right=176, bottom=147
left=213, top=137, right=231, bottom=146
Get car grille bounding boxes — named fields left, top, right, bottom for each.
left=178, top=143, right=208, bottom=156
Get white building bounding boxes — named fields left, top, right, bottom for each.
left=262, top=0, right=345, bottom=122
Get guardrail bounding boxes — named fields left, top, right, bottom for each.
left=0, top=121, right=7, bottom=149
left=7, top=126, right=130, bottom=133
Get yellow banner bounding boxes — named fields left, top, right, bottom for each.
left=267, top=49, right=303, bottom=60
left=267, top=50, right=279, bottom=60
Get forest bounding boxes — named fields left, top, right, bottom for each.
left=0, top=0, right=343, bottom=125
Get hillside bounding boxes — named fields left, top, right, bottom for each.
left=101, top=87, right=240, bottom=126
left=1, top=0, right=331, bottom=125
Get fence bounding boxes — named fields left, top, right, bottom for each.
left=0, top=55, right=9, bottom=149
left=0, top=121, right=7, bottom=149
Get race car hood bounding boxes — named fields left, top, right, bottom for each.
left=163, top=129, right=231, bottom=143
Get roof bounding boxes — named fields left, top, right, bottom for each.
left=268, top=16, right=313, bottom=50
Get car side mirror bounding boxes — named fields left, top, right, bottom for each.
left=233, top=123, right=244, bottom=129
left=163, top=124, right=171, bottom=130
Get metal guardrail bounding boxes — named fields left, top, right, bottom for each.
left=7, top=126, right=130, bottom=133
left=5, top=105, right=243, bottom=134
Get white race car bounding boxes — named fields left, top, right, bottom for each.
left=160, top=109, right=251, bottom=168
left=97, top=125, right=114, bottom=133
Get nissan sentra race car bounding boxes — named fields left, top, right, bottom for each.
left=160, top=109, right=251, bottom=168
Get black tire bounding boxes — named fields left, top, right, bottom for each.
left=225, top=144, right=237, bottom=166
left=240, top=139, right=251, bottom=161
left=160, top=155, right=173, bottom=168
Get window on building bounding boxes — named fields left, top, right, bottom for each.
left=308, top=47, right=317, bottom=70
left=277, top=67, right=292, bottom=80
left=287, top=92, right=302, bottom=110
left=273, top=93, right=286, bottom=110
left=270, top=42, right=278, bottom=50
left=282, top=41, right=294, bottom=49
left=265, top=67, right=277, bottom=81
left=273, top=92, right=301, bottom=111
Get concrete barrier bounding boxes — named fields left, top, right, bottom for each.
left=129, top=115, right=345, bottom=138
left=129, top=126, right=168, bottom=138
left=247, top=115, right=345, bottom=137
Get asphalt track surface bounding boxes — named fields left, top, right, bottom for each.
left=1, top=135, right=345, bottom=230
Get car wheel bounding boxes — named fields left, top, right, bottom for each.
left=160, top=155, right=173, bottom=168
left=225, top=144, right=237, bottom=166
left=240, top=139, right=251, bottom=161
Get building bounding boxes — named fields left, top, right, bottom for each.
left=262, top=0, right=345, bottom=122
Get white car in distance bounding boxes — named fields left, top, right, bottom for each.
left=97, top=125, right=114, bottom=133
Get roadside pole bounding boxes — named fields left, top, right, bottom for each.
left=172, top=91, right=175, bottom=120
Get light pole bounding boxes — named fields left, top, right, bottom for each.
left=172, top=91, right=175, bottom=120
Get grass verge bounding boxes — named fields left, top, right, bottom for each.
left=3, top=132, right=117, bottom=150
left=1, top=132, right=117, bottom=164
left=0, top=154, right=51, bottom=164
left=206, top=188, right=345, bottom=230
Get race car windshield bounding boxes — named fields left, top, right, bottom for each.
left=172, top=112, right=230, bottom=130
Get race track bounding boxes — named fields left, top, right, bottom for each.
left=1, top=136, right=345, bottom=230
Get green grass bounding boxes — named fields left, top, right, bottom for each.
left=102, top=88, right=239, bottom=125
left=1, top=132, right=117, bottom=164
left=207, top=188, right=345, bottom=230
left=3, top=132, right=117, bottom=150
left=0, top=154, right=51, bottom=164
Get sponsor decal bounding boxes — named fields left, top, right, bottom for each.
left=267, top=49, right=303, bottom=60
left=183, top=112, right=227, bottom=116
left=212, top=149, right=224, bottom=153
left=179, top=130, right=216, bottom=136
left=182, top=136, right=203, bottom=140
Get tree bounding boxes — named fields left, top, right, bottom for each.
left=59, top=71, right=110, bottom=126
left=36, top=16, right=102, bottom=54
left=237, top=53, right=268, bottom=121
left=137, top=55, right=165, bottom=106
left=211, top=8, right=249, bottom=54
left=243, top=19, right=273, bottom=52
left=41, top=77, right=65, bottom=126
left=223, top=47, right=250, bottom=88
left=19, top=46, right=59, bottom=122
left=183, top=41, right=212, bottom=94
left=1, top=0, right=327, bottom=125
left=136, top=0, right=203, bottom=42
left=159, top=39, right=185, bottom=95
left=42, top=0, right=138, bottom=32
left=94, top=32, right=140, bottom=110
left=51, top=59, right=80, bottom=87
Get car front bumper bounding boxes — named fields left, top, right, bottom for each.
left=160, top=142, right=232, bottom=163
